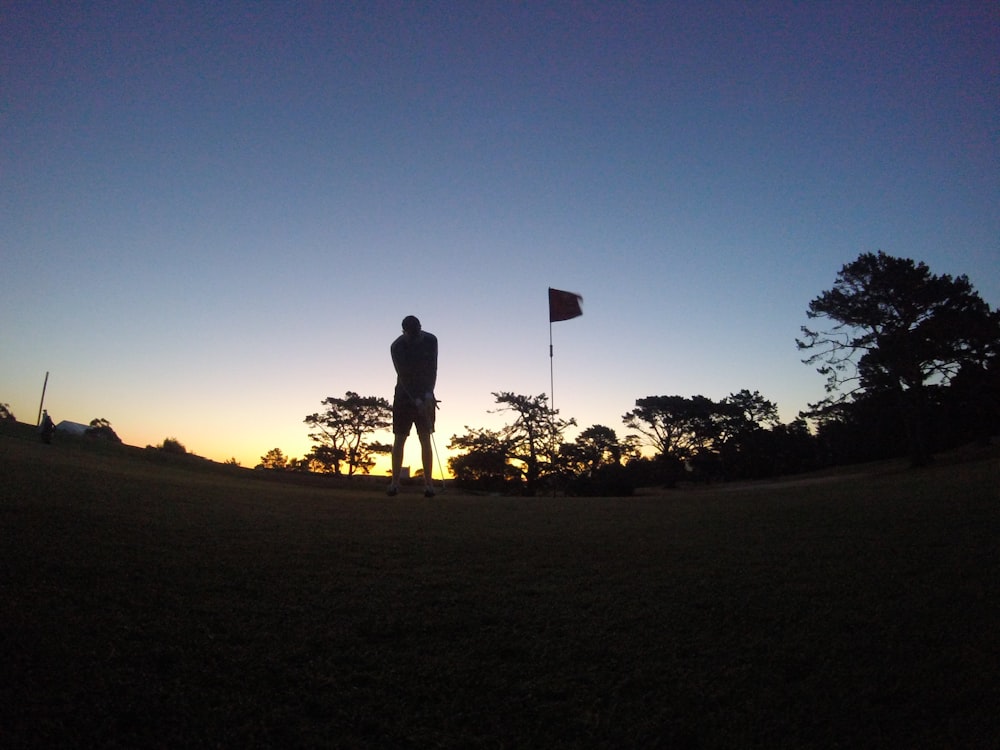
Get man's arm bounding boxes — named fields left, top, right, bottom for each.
left=427, top=335, right=438, bottom=394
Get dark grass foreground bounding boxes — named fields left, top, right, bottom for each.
left=2, top=428, right=998, bottom=748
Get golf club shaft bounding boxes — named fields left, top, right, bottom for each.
left=430, top=431, right=446, bottom=492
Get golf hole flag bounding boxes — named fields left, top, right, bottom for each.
left=549, top=287, right=583, bottom=322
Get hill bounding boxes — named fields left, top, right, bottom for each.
left=1, top=424, right=998, bottom=747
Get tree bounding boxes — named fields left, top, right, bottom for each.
left=0, top=403, right=15, bottom=422
left=767, top=418, right=819, bottom=476
left=715, top=390, right=780, bottom=480
left=492, top=392, right=575, bottom=496
left=945, top=356, right=1000, bottom=445
left=259, top=448, right=287, bottom=470
left=159, top=437, right=187, bottom=454
left=448, top=427, right=517, bottom=492
left=86, top=417, right=122, bottom=443
left=622, top=395, right=720, bottom=461
left=306, top=444, right=347, bottom=475
left=448, top=392, right=574, bottom=496
left=561, top=425, right=624, bottom=477
left=810, top=391, right=901, bottom=466
left=720, top=389, right=779, bottom=437
left=798, top=251, right=1000, bottom=465
left=560, top=425, right=640, bottom=496
left=304, top=391, right=392, bottom=476
left=623, top=392, right=791, bottom=482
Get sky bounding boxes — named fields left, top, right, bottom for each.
left=3, top=1, right=998, bottom=474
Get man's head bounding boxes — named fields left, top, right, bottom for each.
left=401, top=315, right=421, bottom=337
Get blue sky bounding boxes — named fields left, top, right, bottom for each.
left=3, top=1, right=997, bottom=472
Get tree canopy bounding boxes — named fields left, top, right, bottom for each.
left=304, top=392, right=392, bottom=476
left=86, top=418, right=122, bottom=443
left=448, top=392, right=574, bottom=496
left=259, top=448, right=287, bottom=471
left=798, top=251, right=1000, bottom=465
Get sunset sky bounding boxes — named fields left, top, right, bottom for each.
left=3, top=2, right=997, bottom=474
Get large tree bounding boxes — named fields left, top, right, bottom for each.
left=449, top=392, right=574, bottom=496
left=561, top=424, right=625, bottom=477
left=560, top=425, right=640, bottom=496
left=623, top=392, right=787, bottom=481
left=86, top=417, right=122, bottom=443
left=306, top=444, right=347, bottom=475
left=715, top=390, right=781, bottom=480
left=447, top=427, right=517, bottom=492
left=492, top=392, right=575, bottom=495
left=720, top=389, right=779, bottom=438
left=304, top=391, right=392, bottom=476
left=622, top=394, right=720, bottom=461
left=258, top=447, right=287, bottom=470
left=797, top=251, right=1000, bottom=465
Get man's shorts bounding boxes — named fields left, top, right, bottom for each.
left=393, top=396, right=435, bottom=436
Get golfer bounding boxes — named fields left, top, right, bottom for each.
left=388, top=315, right=438, bottom=497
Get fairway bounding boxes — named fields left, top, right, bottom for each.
left=2, top=428, right=998, bottom=748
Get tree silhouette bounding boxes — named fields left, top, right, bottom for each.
left=622, top=395, right=720, bottom=461
left=493, top=392, right=575, bottom=496
left=259, top=448, right=287, bottom=470
left=561, top=425, right=624, bottom=477
left=712, top=390, right=782, bottom=479
left=560, top=425, right=640, bottom=496
left=159, top=437, right=187, bottom=454
left=798, top=251, right=1000, bottom=465
left=86, top=418, right=121, bottom=443
left=449, top=392, right=574, bottom=496
left=306, top=444, right=347, bottom=475
left=304, top=391, right=392, bottom=476
left=448, top=427, right=511, bottom=490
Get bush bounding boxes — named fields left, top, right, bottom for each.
left=160, top=437, right=187, bottom=454
left=85, top=418, right=122, bottom=443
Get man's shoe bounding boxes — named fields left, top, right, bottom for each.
left=424, top=487, right=435, bottom=498
left=386, top=484, right=399, bottom=497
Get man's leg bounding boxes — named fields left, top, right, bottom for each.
left=417, top=431, right=433, bottom=488
left=389, top=433, right=407, bottom=494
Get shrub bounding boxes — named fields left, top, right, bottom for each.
left=160, top=437, right=187, bottom=454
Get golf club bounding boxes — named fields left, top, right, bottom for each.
left=430, top=429, right=446, bottom=493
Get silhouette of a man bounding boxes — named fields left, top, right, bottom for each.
left=388, top=315, right=438, bottom=496
left=38, top=410, right=55, bottom=444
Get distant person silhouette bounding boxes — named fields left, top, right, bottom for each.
left=388, top=315, right=438, bottom=497
left=38, top=410, right=55, bottom=444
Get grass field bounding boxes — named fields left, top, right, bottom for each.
left=2, top=424, right=998, bottom=748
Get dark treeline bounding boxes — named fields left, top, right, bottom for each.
left=447, top=380, right=997, bottom=496
left=264, top=252, right=999, bottom=495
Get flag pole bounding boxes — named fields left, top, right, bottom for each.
left=36, top=371, right=49, bottom=426
left=547, top=287, right=582, bottom=415
left=549, top=320, right=555, bottom=412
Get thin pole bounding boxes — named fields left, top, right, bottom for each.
left=548, top=322, right=557, bottom=498
left=549, top=321, right=555, bottom=412
left=36, top=371, right=49, bottom=425
left=430, top=431, right=446, bottom=493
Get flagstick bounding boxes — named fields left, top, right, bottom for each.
left=36, top=371, right=49, bottom=426
left=549, top=321, right=556, bottom=498
left=549, top=320, right=555, bottom=412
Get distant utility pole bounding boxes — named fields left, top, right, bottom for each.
left=36, top=371, right=49, bottom=425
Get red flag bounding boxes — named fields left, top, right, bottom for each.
left=549, top=288, right=583, bottom=322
